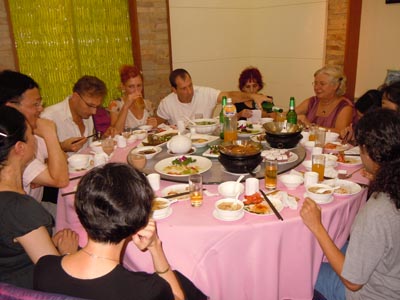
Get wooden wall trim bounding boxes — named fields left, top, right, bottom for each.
left=166, top=0, right=172, bottom=72
left=344, top=0, right=362, bottom=100
left=128, top=0, right=142, bottom=72
left=4, top=0, right=19, bottom=70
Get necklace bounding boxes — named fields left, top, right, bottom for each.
left=320, top=100, right=333, bottom=114
left=81, top=248, right=120, bottom=263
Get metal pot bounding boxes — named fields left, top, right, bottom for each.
left=218, top=140, right=263, bottom=173
left=263, top=122, right=303, bottom=149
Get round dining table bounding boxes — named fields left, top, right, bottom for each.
left=56, top=135, right=368, bottom=300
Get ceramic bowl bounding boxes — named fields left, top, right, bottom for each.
left=90, top=141, right=103, bottom=153
left=139, top=125, right=153, bottom=132
left=279, top=174, right=304, bottom=190
left=130, top=146, right=162, bottom=160
left=215, top=198, right=244, bottom=219
left=191, top=118, right=218, bottom=134
left=304, top=141, right=316, bottom=151
left=218, top=181, right=245, bottom=198
left=132, top=130, right=147, bottom=140
left=151, top=197, right=171, bottom=219
left=306, top=184, right=334, bottom=204
left=302, top=160, right=312, bottom=171
left=325, top=132, right=340, bottom=143
left=323, top=154, right=338, bottom=168
left=68, top=154, right=91, bottom=170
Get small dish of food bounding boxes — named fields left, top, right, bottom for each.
left=213, top=199, right=244, bottom=221
left=151, top=197, right=172, bottom=220
left=306, top=184, right=334, bottom=204
left=129, top=146, right=162, bottom=160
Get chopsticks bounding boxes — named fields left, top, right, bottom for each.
left=69, top=175, right=82, bottom=181
left=71, top=133, right=98, bottom=144
left=341, top=130, right=350, bottom=145
left=259, top=189, right=284, bottom=221
left=163, top=188, right=206, bottom=199
left=61, top=190, right=76, bottom=197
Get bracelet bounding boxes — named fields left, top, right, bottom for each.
left=155, top=265, right=170, bottom=274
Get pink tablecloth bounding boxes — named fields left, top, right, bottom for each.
left=57, top=143, right=368, bottom=300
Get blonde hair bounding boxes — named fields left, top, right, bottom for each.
left=314, top=66, right=347, bottom=96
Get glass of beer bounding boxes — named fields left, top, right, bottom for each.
left=189, top=174, right=203, bottom=207
left=264, top=160, right=278, bottom=190
left=309, top=124, right=317, bottom=141
left=134, top=96, right=145, bottom=110
left=312, top=154, right=326, bottom=182
left=315, top=129, right=326, bottom=148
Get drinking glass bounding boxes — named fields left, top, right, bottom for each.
left=135, top=96, right=145, bottom=110
left=128, top=153, right=147, bottom=171
left=101, top=137, right=114, bottom=157
left=308, top=124, right=317, bottom=141
left=189, top=174, right=203, bottom=207
left=315, top=129, right=326, bottom=148
left=264, top=160, right=278, bottom=190
left=312, top=154, right=326, bottom=182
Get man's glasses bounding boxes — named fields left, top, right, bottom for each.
left=77, top=93, right=99, bottom=109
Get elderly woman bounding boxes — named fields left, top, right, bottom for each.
left=296, top=66, right=355, bottom=133
left=301, top=108, right=400, bottom=300
left=109, top=65, right=157, bottom=132
left=0, top=106, right=78, bottom=289
left=235, top=67, right=273, bottom=120
left=34, top=163, right=206, bottom=300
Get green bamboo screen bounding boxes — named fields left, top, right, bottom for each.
left=8, top=0, right=134, bottom=107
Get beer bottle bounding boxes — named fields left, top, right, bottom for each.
left=286, top=97, right=297, bottom=124
left=219, top=96, right=227, bottom=139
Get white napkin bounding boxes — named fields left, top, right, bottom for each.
left=268, top=191, right=298, bottom=210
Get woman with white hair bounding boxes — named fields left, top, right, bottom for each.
left=296, top=66, right=355, bottom=133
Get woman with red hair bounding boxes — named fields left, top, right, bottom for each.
left=109, top=65, right=157, bottom=132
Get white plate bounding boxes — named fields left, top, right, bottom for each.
left=250, top=134, right=267, bottom=144
left=243, top=198, right=284, bottom=215
left=190, top=134, right=219, bottom=148
left=130, top=146, right=162, bottom=159
left=213, top=209, right=244, bottom=221
left=337, top=156, right=362, bottom=167
left=202, top=148, right=219, bottom=158
left=324, top=142, right=351, bottom=153
left=322, top=179, right=362, bottom=196
left=238, top=129, right=264, bottom=138
left=68, top=155, right=94, bottom=173
left=152, top=207, right=172, bottom=220
left=261, top=150, right=298, bottom=165
left=154, top=155, right=212, bottom=177
left=161, top=184, right=190, bottom=200
left=167, top=147, right=196, bottom=156
left=141, top=130, right=178, bottom=147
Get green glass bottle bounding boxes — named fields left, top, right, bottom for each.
left=219, top=96, right=227, bottom=139
left=253, top=99, right=283, bottom=113
left=286, top=97, right=297, bottom=124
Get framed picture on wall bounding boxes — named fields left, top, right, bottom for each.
left=386, top=0, right=400, bottom=4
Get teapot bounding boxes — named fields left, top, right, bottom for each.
left=167, top=134, right=192, bottom=154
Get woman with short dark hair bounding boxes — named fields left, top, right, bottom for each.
left=34, top=163, right=206, bottom=300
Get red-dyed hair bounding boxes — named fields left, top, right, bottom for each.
left=238, top=67, right=264, bottom=91
left=119, top=65, right=142, bottom=84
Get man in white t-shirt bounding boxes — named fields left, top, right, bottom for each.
left=41, top=76, right=110, bottom=156
left=0, top=70, right=69, bottom=213
left=156, top=69, right=270, bottom=125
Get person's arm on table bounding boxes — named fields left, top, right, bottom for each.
left=133, top=219, right=184, bottom=300
left=33, top=118, right=69, bottom=187
left=16, top=227, right=79, bottom=263
left=300, top=198, right=363, bottom=292
left=60, top=137, right=87, bottom=153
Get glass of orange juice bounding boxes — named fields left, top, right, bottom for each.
left=189, top=174, right=203, bottom=207
left=312, top=154, right=325, bottom=182
left=264, top=160, right=278, bottom=190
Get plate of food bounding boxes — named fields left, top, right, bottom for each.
left=261, top=149, right=298, bottom=164
left=190, top=134, right=219, bottom=148
left=141, top=130, right=178, bottom=147
left=202, top=145, right=220, bottom=158
left=324, top=142, right=351, bottom=153
left=242, top=192, right=284, bottom=215
left=322, top=179, right=362, bottom=196
left=237, top=123, right=264, bottom=137
left=154, top=155, right=212, bottom=177
left=337, top=155, right=362, bottom=167
left=250, top=133, right=267, bottom=144
left=129, top=146, right=162, bottom=159
left=160, top=184, right=190, bottom=200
